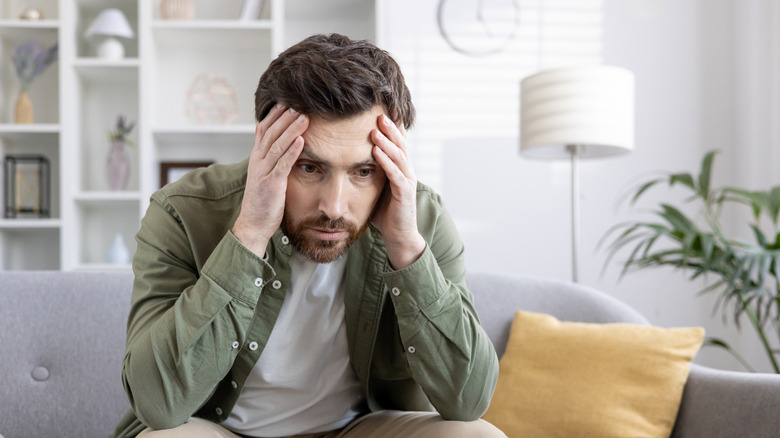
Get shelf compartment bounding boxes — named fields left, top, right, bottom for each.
left=0, top=226, right=59, bottom=270
left=0, top=134, right=61, bottom=219
left=74, top=200, right=139, bottom=267
left=74, top=1, right=138, bottom=58
left=75, top=65, right=139, bottom=192
left=0, top=0, right=59, bottom=21
left=0, top=28, right=59, bottom=124
left=153, top=126, right=253, bottom=178
left=151, top=24, right=272, bottom=127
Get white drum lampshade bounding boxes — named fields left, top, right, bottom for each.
left=519, top=65, right=635, bottom=282
left=520, top=66, right=635, bottom=159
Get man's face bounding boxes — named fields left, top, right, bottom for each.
left=282, top=106, right=388, bottom=263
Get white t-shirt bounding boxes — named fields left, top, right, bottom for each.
left=221, top=253, right=365, bottom=436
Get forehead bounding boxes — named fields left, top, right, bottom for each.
left=301, top=106, right=386, bottom=162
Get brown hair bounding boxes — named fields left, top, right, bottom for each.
left=254, top=33, right=415, bottom=129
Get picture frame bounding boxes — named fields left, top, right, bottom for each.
left=159, top=161, right=214, bottom=188
left=3, top=154, right=50, bottom=219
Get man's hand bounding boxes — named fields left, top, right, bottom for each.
left=371, top=114, right=426, bottom=270
left=232, top=104, right=309, bottom=257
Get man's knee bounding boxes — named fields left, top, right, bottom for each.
left=137, top=418, right=241, bottom=438
left=433, top=418, right=507, bottom=437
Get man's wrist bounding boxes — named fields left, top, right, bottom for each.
left=231, top=224, right=270, bottom=259
left=386, top=234, right=426, bottom=270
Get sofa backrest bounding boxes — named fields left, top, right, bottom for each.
left=466, top=272, right=649, bottom=357
left=0, top=270, right=648, bottom=437
left=0, top=271, right=134, bottom=438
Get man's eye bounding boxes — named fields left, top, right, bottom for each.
left=356, top=168, right=374, bottom=178
left=301, top=164, right=317, bottom=174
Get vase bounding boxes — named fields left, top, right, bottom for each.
left=14, top=91, right=33, bottom=124
left=160, top=0, right=195, bottom=19
left=107, top=141, right=130, bottom=191
left=107, top=233, right=130, bottom=265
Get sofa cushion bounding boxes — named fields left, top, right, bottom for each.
left=483, top=311, right=704, bottom=437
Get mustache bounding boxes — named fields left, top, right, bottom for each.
left=299, top=215, right=356, bottom=232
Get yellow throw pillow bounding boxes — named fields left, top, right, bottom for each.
left=483, top=311, right=704, bottom=438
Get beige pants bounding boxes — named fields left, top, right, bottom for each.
left=138, top=410, right=506, bottom=438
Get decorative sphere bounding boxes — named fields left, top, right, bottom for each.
left=19, top=8, right=43, bottom=20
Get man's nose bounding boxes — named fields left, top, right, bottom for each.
left=318, top=177, right=348, bottom=220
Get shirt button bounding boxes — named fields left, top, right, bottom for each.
left=391, top=287, right=401, bottom=296
left=407, top=346, right=416, bottom=354
left=272, top=280, right=282, bottom=289
left=231, top=380, right=238, bottom=389
left=231, top=341, right=239, bottom=349
left=281, top=235, right=290, bottom=245
left=216, top=407, right=223, bottom=416
left=249, top=341, right=259, bottom=351
left=254, top=277, right=263, bottom=287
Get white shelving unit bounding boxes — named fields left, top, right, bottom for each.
left=0, top=0, right=377, bottom=270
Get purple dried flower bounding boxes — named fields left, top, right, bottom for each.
left=12, top=40, right=58, bottom=91
left=109, top=114, right=136, bottom=145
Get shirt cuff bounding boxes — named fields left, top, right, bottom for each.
left=382, top=245, right=448, bottom=315
left=200, top=231, right=276, bottom=307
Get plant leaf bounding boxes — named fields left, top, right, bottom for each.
left=751, top=225, right=768, bottom=247
left=769, top=185, right=780, bottom=224
left=630, top=178, right=664, bottom=205
left=704, top=337, right=756, bottom=372
left=698, top=150, right=718, bottom=198
left=659, top=204, right=696, bottom=234
left=669, top=173, right=695, bottom=191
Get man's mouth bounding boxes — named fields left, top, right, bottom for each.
left=308, top=228, right=346, bottom=241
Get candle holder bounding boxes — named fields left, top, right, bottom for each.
left=4, top=155, right=50, bottom=218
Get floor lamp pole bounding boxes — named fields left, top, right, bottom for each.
left=567, top=144, right=582, bottom=283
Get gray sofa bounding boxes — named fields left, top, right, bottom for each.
left=2, top=271, right=780, bottom=438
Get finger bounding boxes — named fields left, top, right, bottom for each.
left=372, top=128, right=414, bottom=178
left=378, top=114, right=408, bottom=156
left=259, top=108, right=306, bottom=159
left=272, top=135, right=305, bottom=177
left=373, top=145, right=408, bottom=191
left=389, top=108, right=408, bottom=137
left=265, top=112, right=309, bottom=162
left=255, top=103, right=288, bottom=148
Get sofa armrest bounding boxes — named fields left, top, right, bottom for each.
left=672, top=363, right=780, bottom=438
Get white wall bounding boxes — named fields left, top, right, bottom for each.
left=380, top=0, right=779, bottom=372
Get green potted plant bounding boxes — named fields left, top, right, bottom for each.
left=601, top=150, right=780, bottom=373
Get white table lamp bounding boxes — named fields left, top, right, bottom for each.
left=520, top=65, right=635, bottom=282
left=84, top=9, right=135, bottom=60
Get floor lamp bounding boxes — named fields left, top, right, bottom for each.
left=519, top=66, right=635, bottom=283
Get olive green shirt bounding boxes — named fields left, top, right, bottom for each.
left=110, top=160, right=498, bottom=438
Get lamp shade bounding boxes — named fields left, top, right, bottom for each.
left=520, top=65, right=634, bottom=159
left=84, top=9, right=135, bottom=39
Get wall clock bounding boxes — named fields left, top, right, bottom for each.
left=437, top=0, right=521, bottom=57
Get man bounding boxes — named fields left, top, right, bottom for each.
left=111, top=34, right=503, bottom=438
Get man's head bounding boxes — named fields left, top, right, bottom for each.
left=254, top=33, right=415, bottom=129
left=254, top=34, right=415, bottom=263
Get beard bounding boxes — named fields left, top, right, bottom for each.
left=281, top=213, right=369, bottom=263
